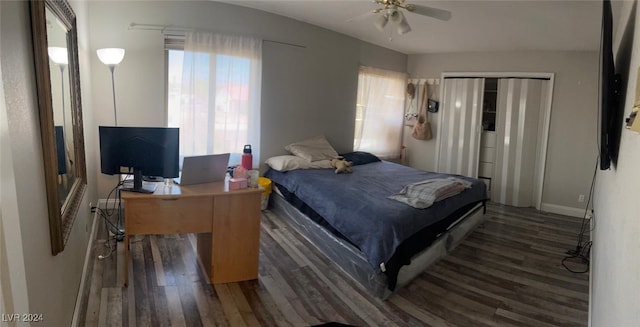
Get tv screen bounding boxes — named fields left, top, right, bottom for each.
left=99, top=126, right=179, bottom=193
left=599, top=0, right=622, bottom=170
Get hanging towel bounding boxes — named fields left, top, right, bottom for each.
left=389, top=177, right=472, bottom=209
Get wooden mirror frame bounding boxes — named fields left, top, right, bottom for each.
left=30, top=0, right=87, bottom=255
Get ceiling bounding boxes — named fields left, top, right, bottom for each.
left=222, top=0, right=603, bottom=55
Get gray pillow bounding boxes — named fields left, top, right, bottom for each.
left=285, top=135, right=339, bottom=162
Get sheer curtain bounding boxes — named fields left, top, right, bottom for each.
left=169, top=31, right=262, bottom=167
left=354, top=66, right=406, bottom=159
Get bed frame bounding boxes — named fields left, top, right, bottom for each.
left=269, top=191, right=486, bottom=299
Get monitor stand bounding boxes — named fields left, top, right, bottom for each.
left=120, top=169, right=157, bottom=194
left=143, top=175, right=164, bottom=182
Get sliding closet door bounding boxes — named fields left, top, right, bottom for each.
left=493, top=78, right=546, bottom=206
left=437, top=78, right=485, bottom=177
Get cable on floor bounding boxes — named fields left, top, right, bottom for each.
left=562, top=157, right=597, bottom=274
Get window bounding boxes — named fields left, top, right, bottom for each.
left=166, top=32, right=261, bottom=166
left=354, top=66, right=406, bottom=159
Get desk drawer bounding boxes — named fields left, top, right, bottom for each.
left=125, top=197, right=212, bottom=235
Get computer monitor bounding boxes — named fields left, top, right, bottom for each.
left=99, top=126, right=179, bottom=193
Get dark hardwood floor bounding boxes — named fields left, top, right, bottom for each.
left=77, top=203, right=590, bottom=326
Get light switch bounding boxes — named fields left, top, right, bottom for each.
left=629, top=106, right=640, bottom=132
left=626, top=67, right=640, bottom=133
left=635, top=66, right=640, bottom=108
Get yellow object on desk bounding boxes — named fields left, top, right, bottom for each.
left=258, top=177, right=272, bottom=210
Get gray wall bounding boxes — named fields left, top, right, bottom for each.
left=591, top=1, right=640, bottom=325
left=406, top=51, right=599, bottom=214
left=0, top=0, right=97, bottom=326
left=87, top=0, right=408, bottom=197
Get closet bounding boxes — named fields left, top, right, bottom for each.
left=479, top=79, right=497, bottom=194
left=437, top=75, right=552, bottom=208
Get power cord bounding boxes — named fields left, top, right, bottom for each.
left=95, top=207, right=117, bottom=260
left=96, top=176, right=131, bottom=260
left=562, top=157, right=597, bottom=274
left=104, top=175, right=131, bottom=241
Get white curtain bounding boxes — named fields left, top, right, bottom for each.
left=354, top=66, right=406, bottom=159
left=169, top=31, right=262, bottom=167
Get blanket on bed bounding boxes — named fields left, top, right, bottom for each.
left=389, top=177, right=473, bottom=209
left=264, top=161, right=487, bottom=273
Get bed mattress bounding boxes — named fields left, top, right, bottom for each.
left=264, top=161, right=487, bottom=288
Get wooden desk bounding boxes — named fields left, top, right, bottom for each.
left=120, top=182, right=262, bottom=286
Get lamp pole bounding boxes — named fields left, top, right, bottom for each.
left=58, top=64, right=67, bottom=131
left=108, top=64, right=118, bottom=126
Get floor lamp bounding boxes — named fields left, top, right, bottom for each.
left=97, top=48, right=126, bottom=246
left=49, top=47, right=69, bottom=186
left=48, top=47, right=68, bottom=130
left=97, top=48, right=125, bottom=126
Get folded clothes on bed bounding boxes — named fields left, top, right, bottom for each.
left=389, top=177, right=473, bottom=209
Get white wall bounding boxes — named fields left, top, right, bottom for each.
left=0, top=1, right=97, bottom=326
left=591, top=1, right=640, bottom=326
left=86, top=0, right=407, bottom=197
left=0, top=2, right=30, bottom=318
left=406, top=51, right=599, bottom=214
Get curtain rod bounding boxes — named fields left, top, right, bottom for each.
left=129, top=23, right=307, bottom=49
left=443, top=76, right=550, bottom=81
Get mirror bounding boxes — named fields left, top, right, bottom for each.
left=47, top=9, right=77, bottom=208
left=31, top=0, right=87, bottom=255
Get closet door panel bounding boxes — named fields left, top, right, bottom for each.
left=438, top=78, right=484, bottom=177
left=493, top=79, right=543, bottom=206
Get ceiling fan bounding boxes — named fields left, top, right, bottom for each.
left=364, top=0, right=452, bottom=35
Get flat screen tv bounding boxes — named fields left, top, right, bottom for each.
left=599, top=0, right=622, bottom=170
left=99, top=126, right=179, bottom=193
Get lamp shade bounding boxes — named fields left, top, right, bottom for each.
left=97, top=48, right=125, bottom=65
left=48, top=47, right=68, bottom=65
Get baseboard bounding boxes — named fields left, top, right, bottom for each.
left=540, top=203, right=586, bottom=218
left=70, top=209, right=100, bottom=327
left=97, top=198, right=121, bottom=209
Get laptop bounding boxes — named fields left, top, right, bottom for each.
left=173, top=153, right=230, bottom=185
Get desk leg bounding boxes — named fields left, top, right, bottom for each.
left=211, top=193, right=261, bottom=283
left=124, top=233, right=129, bottom=287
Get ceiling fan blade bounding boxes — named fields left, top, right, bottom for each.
left=406, top=4, right=452, bottom=21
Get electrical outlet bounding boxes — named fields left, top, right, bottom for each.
left=578, top=194, right=585, bottom=203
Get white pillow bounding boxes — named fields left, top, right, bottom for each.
left=284, top=135, right=339, bottom=162
left=265, top=155, right=332, bottom=172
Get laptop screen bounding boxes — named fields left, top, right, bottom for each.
left=174, top=153, right=230, bottom=185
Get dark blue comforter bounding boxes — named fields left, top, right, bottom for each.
left=264, top=161, right=487, bottom=273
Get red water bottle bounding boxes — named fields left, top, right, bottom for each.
left=241, top=145, right=253, bottom=170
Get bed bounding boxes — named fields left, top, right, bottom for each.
left=263, top=142, right=487, bottom=299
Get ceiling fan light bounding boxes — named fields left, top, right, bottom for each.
left=374, top=14, right=389, bottom=31
left=397, top=15, right=412, bottom=34
left=389, top=10, right=402, bottom=24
